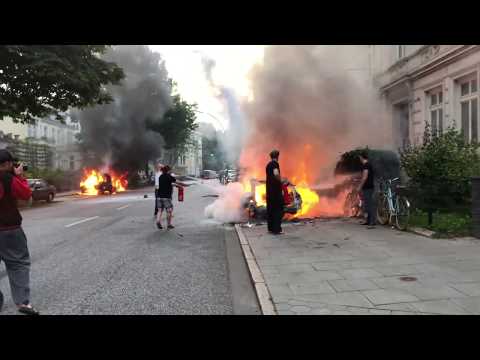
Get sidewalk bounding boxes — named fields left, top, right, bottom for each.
left=238, top=218, right=480, bottom=315
left=56, top=190, right=80, bottom=198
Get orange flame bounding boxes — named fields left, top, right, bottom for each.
left=240, top=143, right=350, bottom=219
left=80, top=168, right=128, bottom=196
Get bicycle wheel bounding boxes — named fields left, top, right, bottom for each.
left=376, top=194, right=390, bottom=225
left=395, top=196, right=410, bottom=231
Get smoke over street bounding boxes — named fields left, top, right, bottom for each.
left=240, top=45, right=391, bottom=184
left=206, top=45, right=393, bottom=222
left=73, top=46, right=173, bottom=173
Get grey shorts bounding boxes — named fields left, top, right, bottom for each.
left=157, top=198, right=173, bottom=210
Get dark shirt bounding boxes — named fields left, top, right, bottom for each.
left=266, top=160, right=283, bottom=205
left=361, top=162, right=374, bottom=190
left=157, top=173, right=176, bottom=198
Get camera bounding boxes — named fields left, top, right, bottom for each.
left=14, top=163, right=28, bottom=172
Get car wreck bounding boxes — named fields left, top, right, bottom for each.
left=242, top=179, right=303, bottom=220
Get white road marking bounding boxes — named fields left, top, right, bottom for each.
left=116, top=205, right=130, bottom=211
left=65, top=216, right=99, bottom=228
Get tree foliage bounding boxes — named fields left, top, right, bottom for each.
left=400, top=123, right=480, bottom=217
left=0, top=45, right=125, bottom=124
left=202, top=135, right=225, bottom=171
left=146, top=94, right=198, bottom=155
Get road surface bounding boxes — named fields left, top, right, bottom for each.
left=0, top=179, right=260, bottom=315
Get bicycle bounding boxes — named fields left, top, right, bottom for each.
left=376, top=177, right=410, bottom=231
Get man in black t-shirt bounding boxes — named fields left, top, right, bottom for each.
left=155, top=165, right=187, bottom=230
left=266, top=150, right=284, bottom=235
left=356, top=151, right=376, bottom=228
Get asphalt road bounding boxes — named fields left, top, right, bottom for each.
left=0, top=179, right=260, bottom=315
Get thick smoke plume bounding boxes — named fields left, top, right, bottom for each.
left=200, top=56, right=246, bottom=165
left=73, top=46, right=172, bottom=173
left=240, top=45, right=392, bottom=184
left=205, top=45, right=393, bottom=222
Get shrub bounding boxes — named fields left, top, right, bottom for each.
left=400, top=123, right=480, bottom=225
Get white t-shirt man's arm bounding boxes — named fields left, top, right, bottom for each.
left=155, top=171, right=161, bottom=189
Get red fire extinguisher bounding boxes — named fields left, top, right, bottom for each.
left=178, top=186, right=184, bottom=202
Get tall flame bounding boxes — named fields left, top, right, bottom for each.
left=240, top=143, right=350, bottom=219
left=80, top=168, right=128, bottom=196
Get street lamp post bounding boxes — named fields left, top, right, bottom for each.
left=194, top=110, right=226, bottom=131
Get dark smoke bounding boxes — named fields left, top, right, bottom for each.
left=240, top=45, right=392, bottom=184
left=73, top=45, right=172, bottom=173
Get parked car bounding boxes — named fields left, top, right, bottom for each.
left=202, top=170, right=218, bottom=179
left=28, top=179, right=57, bottom=203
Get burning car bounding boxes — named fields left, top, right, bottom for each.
left=242, top=179, right=303, bottom=220
left=80, top=169, right=128, bottom=196
left=94, top=173, right=116, bottom=195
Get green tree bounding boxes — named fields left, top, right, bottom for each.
left=146, top=94, right=198, bottom=162
left=0, top=45, right=125, bottom=124
left=400, top=123, right=480, bottom=225
left=202, top=136, right=225, bottom=171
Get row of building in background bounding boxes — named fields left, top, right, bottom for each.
left=369, top=45, right=480, bottom=150
left=0, top=115, right=203, bottom=177
left=0, top=115, right=82, bottom=171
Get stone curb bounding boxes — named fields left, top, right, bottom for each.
left=56, top=192, right=79, bottom=198
left=410, top=227, right=435, bottom=238
left=234, top=224, right=277, bottom=315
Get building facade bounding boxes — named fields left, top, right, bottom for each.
left=0, top=117, right=29, bottom=140
left=0, top=115, right=83, bottom=170
left=371, top=45, right=480, bottom=149
left=156, top=132, right=203, bottom=177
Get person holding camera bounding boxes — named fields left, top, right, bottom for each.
left=0, top=149, right=39, bottom=315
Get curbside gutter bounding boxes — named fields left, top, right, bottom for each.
left=234, top=224, right=277, bottom=315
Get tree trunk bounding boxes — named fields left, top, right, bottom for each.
left=428, top=209, right=433, bottom=226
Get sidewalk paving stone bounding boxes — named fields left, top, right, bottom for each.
left=362, top=289, right=420, bottom=305
left=239, top=219, right=480, bottom=315
left=328, top=279, right=379, bottom=292
left=449, top=282, right=480, bottom=297
left=410, top=300, right=470, bottom=315
left=295, top=292, right=373, bottom=308
left=398, top=284, right=467, bottom=301
left=450, top=296, right=480, bottom=313
left=289, top=282, right=336, bottom=295
left=273, top=263, right=316, bottom=274
left=373, top=265, right=420, bottom=277
left=290, top=305, right=312, bottom=313
left=267, top=284, right=295, bottom=297
left=338, top=268, right=383, bottom=279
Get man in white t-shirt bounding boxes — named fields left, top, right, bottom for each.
left=154, top=162, right=163, bottom=217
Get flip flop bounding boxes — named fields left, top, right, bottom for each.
left=18, top=305, right=40, bottom=316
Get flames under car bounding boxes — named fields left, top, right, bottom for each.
left=243, top=179, right=303, bottom=220
left=80, top=173, right=116, bottom=195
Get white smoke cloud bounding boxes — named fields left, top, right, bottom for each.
left=204, top=182, right=248, bottom=223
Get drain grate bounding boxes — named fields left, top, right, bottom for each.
left=399, top=276, right=417, bottom=282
